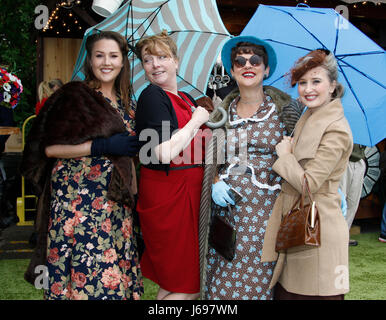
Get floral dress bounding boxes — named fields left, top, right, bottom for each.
left=45, top=98, right=143, bottom=300
left=204, top=93, right=286, bottom=300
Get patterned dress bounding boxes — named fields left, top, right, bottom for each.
left=204, top=93, right=286, bottom=300
left=45, top=99, right=143, bottom=300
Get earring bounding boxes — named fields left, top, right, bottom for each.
left=264, top=74, right=268, bottom=79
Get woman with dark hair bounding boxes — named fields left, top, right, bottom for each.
left=22, top=31, right=143, bottom=300
left=262, top=49, right=353, bottom=300
left=203, top=36, right=305, bottom=300
left=84, top=31, right=132, bottom=113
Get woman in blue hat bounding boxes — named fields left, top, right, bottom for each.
left=203, top=35, right=304, bottom=300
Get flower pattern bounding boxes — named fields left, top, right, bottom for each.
left=45, top=99, right=143, bottom=300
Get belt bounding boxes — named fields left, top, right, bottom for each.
left=168, top=164, right=203, bottom=171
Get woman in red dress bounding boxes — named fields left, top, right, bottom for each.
left=135, top=31, right=210, bottom=300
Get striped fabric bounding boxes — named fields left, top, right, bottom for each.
left=72, top=0, right=231, bottom=100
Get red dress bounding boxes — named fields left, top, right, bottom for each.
left=136, top=90, right=207, bottom=293
left=35, top=97, right=48, bottom=115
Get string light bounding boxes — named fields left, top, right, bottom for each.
left=42, top=0, right=83, bottom=34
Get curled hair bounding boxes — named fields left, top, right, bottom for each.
left=38, top=81, right=55, bottom=101
left=290, top=49, right=344, bottom=99
left=135, top=30, right=178, bottom=62
left=84, top=31, right=132, bottom=113
left=48, top=79, right=64, bottom=89
left=231, top=42, right=268, bottom=70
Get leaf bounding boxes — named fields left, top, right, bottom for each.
left=85, top=285, right=94, bottom=294
left=49, top=229, right=56, bottom=239
left=97, top=237, right=104, bottom=246
left=58, top=262, right=65, bottom=272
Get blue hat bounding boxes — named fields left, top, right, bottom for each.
left=221, top=35, right=277, bottom=79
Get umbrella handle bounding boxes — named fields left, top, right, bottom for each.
left=191, top=106, right=228, bottom=129
left=296, top=3, right=310, bottom=8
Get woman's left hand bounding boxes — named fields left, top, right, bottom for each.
left=276, top=136, right=293, bottom=157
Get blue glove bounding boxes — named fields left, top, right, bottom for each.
left=338, top=188, right=347, bottom=218
left=91, top=132, right=140, bottom=157
left=212, top=180, right=235, bottom=207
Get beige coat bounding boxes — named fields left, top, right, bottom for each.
left=261, top=98, right=353, bottom=296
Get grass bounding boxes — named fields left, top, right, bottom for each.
left=0, top=232, right=385, bottom=300
left=345, top=232, right=386, bottom=300
left=0, top=259, right=159, bottom=300
left=0, top=259, right=43, bottom=300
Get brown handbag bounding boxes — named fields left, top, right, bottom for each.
left=275, top=175, right=321, bottom=253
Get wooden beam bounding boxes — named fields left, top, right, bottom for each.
left=36, top=35, right=44, bottom=101
left=45, top=0, right=59, bottom=11
left=72, top=6, right=98, bottom=27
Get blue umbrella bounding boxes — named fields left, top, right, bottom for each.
left=72, top=0, right=231, bottom=102
left=241, top=4, right=386, bottom=147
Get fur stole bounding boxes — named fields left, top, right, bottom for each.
left=21, top=81, right=134, bottom=207
left=21, top=81, right=135, bottom=285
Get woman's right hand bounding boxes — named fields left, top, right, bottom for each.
left=191, top=106, right=209, bottom=127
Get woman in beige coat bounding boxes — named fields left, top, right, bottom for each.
left=261, top=49, right=353, bottom=299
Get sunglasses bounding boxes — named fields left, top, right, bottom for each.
left=233, top=55, right=263, bottom=68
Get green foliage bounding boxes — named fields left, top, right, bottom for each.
left=0, top=0, right=41, bottom=127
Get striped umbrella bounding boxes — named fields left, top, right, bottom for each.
left=72, top=0, right=231, bottom=101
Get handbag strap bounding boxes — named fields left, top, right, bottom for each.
left=288, top=175, right=314, bottom=212
left=302, top=174, right=315, bottom=204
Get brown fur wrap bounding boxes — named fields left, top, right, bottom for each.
left=21, top=81, right=135, bottom=285
left=21, top=81, right=134, bottom=206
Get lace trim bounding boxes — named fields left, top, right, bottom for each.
left=219, top=163, right=281, bottom=191
left=228, top=95, right=276, bottom=127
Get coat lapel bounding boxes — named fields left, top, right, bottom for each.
left=293, top=99, right=345, bottom=161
